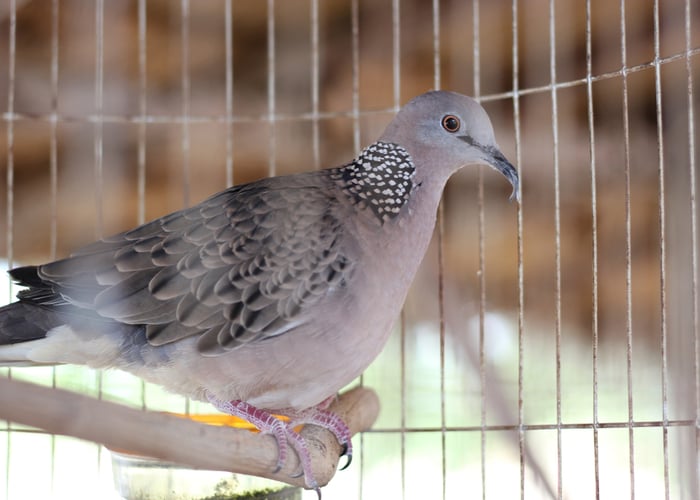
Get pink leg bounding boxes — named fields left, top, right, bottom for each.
left=282, top=423, right=320, bottom=492
left=206, top=393, right=322, bottom=498
left=283, top=396, right=353, bottom=470
left=206, top=394, right=289, bottom=473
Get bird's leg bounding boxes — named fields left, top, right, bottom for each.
left=206, top=393, right=322, bottom=498
left=281, top=423, right=320, bottom=494
left=207, top=394, right=347, bottom=498
left=285, top=397, right=353, bottom=470
left=205, top=393, right=289, bottom=473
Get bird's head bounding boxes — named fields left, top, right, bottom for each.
left=379, top=90, right=519, bottom=202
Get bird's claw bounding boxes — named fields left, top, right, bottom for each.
left=339, top=442, right=352, bottom=471
left=288, top=461, right=304, bottom=478
left=287, top=403, right=353, bottom=474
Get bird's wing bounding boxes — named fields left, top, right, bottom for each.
left=25, top=173, right=355, bottom=355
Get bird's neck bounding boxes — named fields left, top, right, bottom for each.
left=346, top=145, right=449, bottom=297
left=331, top=142, right=416, bottom=224
left=331, top=140, right=450, bottom=240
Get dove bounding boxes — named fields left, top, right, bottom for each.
left=0, top=90, right=518, bottom=496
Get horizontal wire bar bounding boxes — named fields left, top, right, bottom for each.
left=480, top=46, right=700, bottom=101
left=370, top=419, right=699, bottom=433
left=2, top=418, right=696, bottom=436
left=2, top=48, right=698, bottom=128
left=0, top=108, right=393, bottom=127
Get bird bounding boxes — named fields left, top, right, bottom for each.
left=0, top=90, right=518, bottom=496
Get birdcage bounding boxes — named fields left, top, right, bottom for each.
left=1, top=1, right=699, bottom=499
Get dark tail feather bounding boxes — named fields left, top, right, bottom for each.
left=9, top=265, right=44, bottom=288
left=0, top=302, right=51, bottom=345
left=2, top=266, right=56, bottom=344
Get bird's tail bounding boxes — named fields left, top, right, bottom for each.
left=0, top=301, right=55, bottom=366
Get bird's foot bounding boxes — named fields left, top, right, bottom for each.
left=206, top=394, right=289, bottom=473
left=206, top=393, right=322, bottom=498
left=286, top=400, right=353, bottom=470
left=282, top=422, right=321, bottom=496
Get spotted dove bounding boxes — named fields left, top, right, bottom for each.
left=0, top=90, right=519, bottom=496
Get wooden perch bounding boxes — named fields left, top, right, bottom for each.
left=0, top=377, right=379, bottom=489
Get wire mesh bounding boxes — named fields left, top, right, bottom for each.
left=1, top=1, right=699, bottom=499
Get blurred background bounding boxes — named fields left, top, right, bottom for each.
left=0, top=0, right=698, bottom=499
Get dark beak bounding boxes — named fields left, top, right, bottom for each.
left=458, top=136, right=520, bottom=203
left=487, top=148, right=520, bottom=203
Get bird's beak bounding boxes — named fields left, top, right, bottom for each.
left=486, top=148, right=520, bottom=203
left=458, top=135, right=520, bottom=203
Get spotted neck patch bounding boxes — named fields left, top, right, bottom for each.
left=333, top=142, right=415, bottom=223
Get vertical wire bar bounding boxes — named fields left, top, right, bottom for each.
left=432, top=0, right=440, bottom=90
left=4, top=1, right=16, bottom=498
left=4, top=0, right=16, bottom=275
left=267, top=0, right=276, bottom=177
left=180, top=1, right=192, bottom=417
left=619, top=0, right=636, bottom=497
left=394, top=2, right=404, bottom=497
left=391, top=2, right=406, bottom=499
left=511, top=0, right=526, bottom=497
left=477, top=169, right=486, bottom=500
left=584, top=1, right=601, bottom=497
left=180, top=0, right=191, bottom=207
left=224, top=0, right=234, bottom=187
left=400, top=308, right=407, bottom=500
left=137, top=0, right=147, bottom=226
left=431, top=2, right=446, bottom=499
left=472, top=0, right=480, bottom=101
left=349, top=2, right=362, bottom=497
left=391, top=0, right=402, bottom=497
left=49, top=0, right=60, bottom=260
left=392, top=0, right=400, bottom=110
left=391, top=0, right=406, bottom=492
left=393, top=25, right=405, bottom=500
left=548, top=1, right=563, bottom=498
left=652, top=1, right=670, bottom=497
left=472, top=3, right=488, bottom=498
left=350, top=0, right=360, bottom=155
left=310, top=0, right=320, bottom=170
left=436, top=201, right=446, bottom=500
left=686, top=0, right=699, bottom=493
left=137, top=0, right=148, bottom=411
left=94, top=0, right=106, bottom=473
left=49, top=0, right=60, bottom=492
left=94, top=0, right=105, bottom=239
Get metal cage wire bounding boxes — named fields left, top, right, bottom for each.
left=1, top=0, right=699, bottom=499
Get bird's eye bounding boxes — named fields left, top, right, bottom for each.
left=441, top=115, right=460, bottom=133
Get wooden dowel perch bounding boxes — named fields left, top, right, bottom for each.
left=0, top=377, right=379, bottom=489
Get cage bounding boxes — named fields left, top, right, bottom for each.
left=0, top=0, right=699, bottom=499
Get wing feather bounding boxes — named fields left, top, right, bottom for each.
left=25, top=171, right=355, bottom=356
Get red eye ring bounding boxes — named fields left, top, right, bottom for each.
left=441, top=115, right=460, bottom=133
